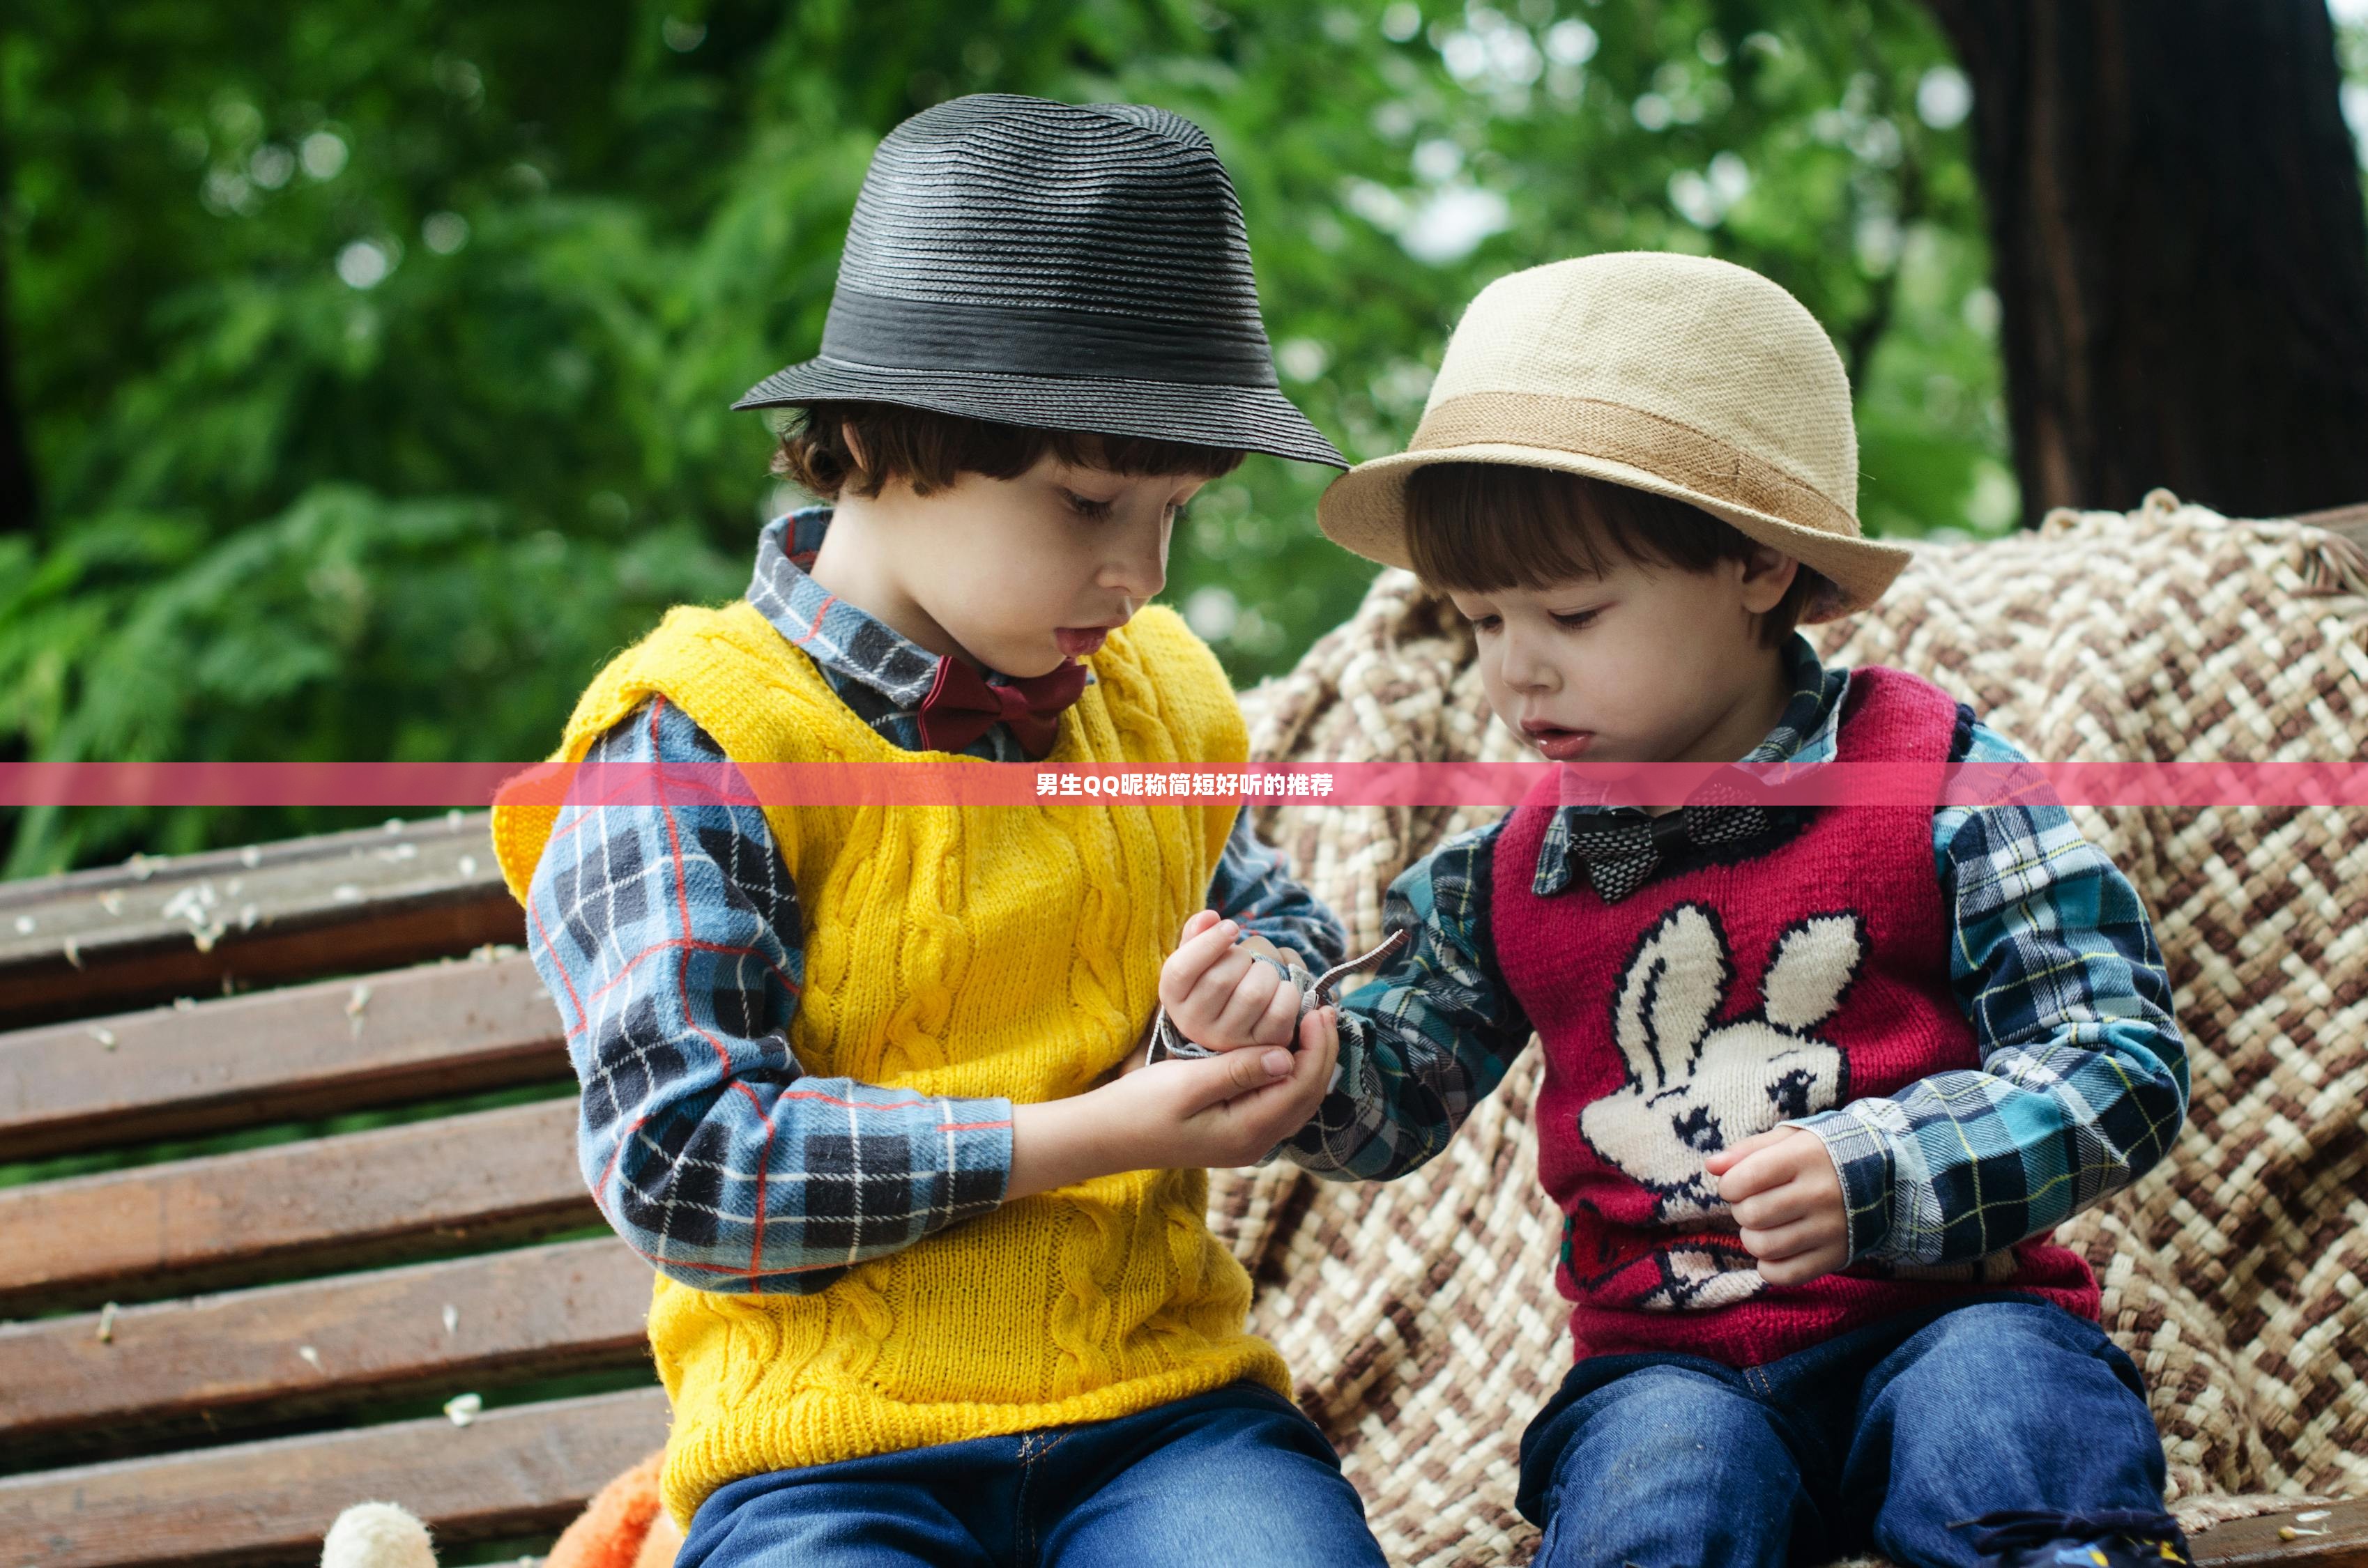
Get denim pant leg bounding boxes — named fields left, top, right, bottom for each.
left=675, top=1431, right=1014, bottom=1568
left=1039, top=1383, right=1387, bottom=1568
left=675, top=1383, right=1383, bottom=1568
left=1518, top=1356, right=1819, bottom=1568
left=1842, top=1300, right=2169, bottom=1568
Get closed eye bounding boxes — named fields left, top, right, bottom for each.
left=1063, top=489, right=1116, bottom=520
left=1552, top=608, right=1602, bottom=629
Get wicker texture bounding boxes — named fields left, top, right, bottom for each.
left=1217, top=491, right=2368, bottom=1565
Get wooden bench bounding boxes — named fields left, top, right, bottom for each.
left=3, top=804, right=2364, bottom=1567
left=0, top=812, right=665, bottom=1567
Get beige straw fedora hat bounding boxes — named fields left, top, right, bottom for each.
left=1317, top=251, right=1911, bottom=620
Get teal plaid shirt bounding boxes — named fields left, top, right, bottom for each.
left=1283, top=637, right=2190, bottom=1272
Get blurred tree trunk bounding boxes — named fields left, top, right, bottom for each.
left=1926, top=0, right=2368, bottom=524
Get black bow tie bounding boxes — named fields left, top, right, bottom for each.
left=1562, top=799, right=1772, bottom=902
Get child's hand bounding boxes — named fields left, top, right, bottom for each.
left=1120, top=1000, right=1338, bottom=1169
left=1008, top=1004, right=1340, bottom=1198
left=1158, top=909, right=1309, bottom=1053
left=1704, top=1128, right=1848, bottom=1286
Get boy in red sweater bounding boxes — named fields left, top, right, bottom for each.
left=1159, top=254, right=2191, bottom=1568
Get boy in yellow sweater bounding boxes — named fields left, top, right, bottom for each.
left=489, top=95, right=1386, bottom=1567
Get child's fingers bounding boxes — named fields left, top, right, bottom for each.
left=1281, top=1007, right=1338, bottom=1105
left=1274, top=1007, right=1340, bottom=1121
left=1209, top=960, right=1287, bottom=1044
left=1159, top=918, right=1243, bottom=1009
left=1702, top=1126, right=1794, bottom=1178
left=1161, top=1043, right=1297, bottom=1115
left=1232, top=931, right=1285, bottom=964
left=1189, top=916, right=1244, bottom=964
left=1727, top=1177, right=1821, bottom=1233
left=1228, top=1007, right=1335, bottom=1132
left=1305, top=1006, right=1340, bottom=1085
left=1185, top=1010, right=1339, bottom=1166
left=1249, top=971, right=1303, bottom=1048
left=1235, top=1007, right=1336, bottom=1111
left=1736, top=1213, right=1832, bottom=1263
left=1755, top=1240, right=1847, bottom=1288
left=1712, top=1146, right=1792, bottom=1206
left=1170, top=951, right=1265, bottom=1042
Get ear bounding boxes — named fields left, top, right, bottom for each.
left=1762, top=914, right=1865, bottom=1031
left=1612, top=903, right=1728, bottom=1088
left=838, top=420, right=872, bottom=480
left=1737, top=545, right=1799, bottom=616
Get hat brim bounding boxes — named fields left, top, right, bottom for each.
left=734, top=355, right=1347, bottom=470
left=1315, top=442, right=1913, bottom=622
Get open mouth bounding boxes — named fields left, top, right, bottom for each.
left=1054, top=623, right=1122, bottom=656
left=1521, top=724, right=1594, bottom=760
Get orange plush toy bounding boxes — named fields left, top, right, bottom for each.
left=545, top=1450, right=679, bottom=1568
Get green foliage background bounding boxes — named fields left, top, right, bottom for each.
left=0, top=0, right=2126, bottom=875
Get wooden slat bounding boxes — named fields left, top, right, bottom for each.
left=2195, top=1502, right=2368, bottom=1568
left=0, top=812, right=521, bottom=1030
left=0, top=1098, right=594, bottom=1315
left=0, top=1237, right=650, bottom=1463
left=0, top=1385, right=669, bottom=1568
left=0, top=950, right=567, bottom=1162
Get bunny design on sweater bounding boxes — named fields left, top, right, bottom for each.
left=1494, top=668, right=2100, bottom=1367
left=1576, top=904, right=1857, bottom=1310
left=1582, top=904, right=1857, bottom=1224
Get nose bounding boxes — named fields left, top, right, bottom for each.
left=1496, top=623, right=1560, bottom=693
left=1099, top=511, right=1170, bottom=604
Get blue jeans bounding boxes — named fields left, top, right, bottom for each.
left=677, top=1381, right=1388, bottom=1568
left=1518, top=1297, right=2168, bottom=1568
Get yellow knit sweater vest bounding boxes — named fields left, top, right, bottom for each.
left=490, top=597, right=1292, bottom=1525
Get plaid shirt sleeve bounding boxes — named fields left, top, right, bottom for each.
left=523, top=695, right=1011, bottom=1296
left=1789, top=721, right=2190, bottom=1268
left=1277, top=820, right=1536, bottom=1181
left=1207, top=808, right=1347, bottom=969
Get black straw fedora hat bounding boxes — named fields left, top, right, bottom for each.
left=732, top=93, right=1346, bottom=468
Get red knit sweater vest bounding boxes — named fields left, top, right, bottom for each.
left=1494, top=666, right=2098, bottom=1367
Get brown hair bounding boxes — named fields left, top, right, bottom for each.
left=772, top=401, right=1246, bottom=500
left=1401, top=463, right=1821, bottom=648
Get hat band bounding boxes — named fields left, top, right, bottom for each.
left=818, top=289, right=1279, bottom=389
left=1410, top=392, right=1856, bottom=539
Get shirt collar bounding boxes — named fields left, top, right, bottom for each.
left=1531, top=633, right=1847, bottom=897
left=745, top=505, right=1094, bottom=707
left=1750, top=633, right=1849, bottom=767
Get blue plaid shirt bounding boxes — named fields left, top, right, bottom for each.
left=1284, top=636, right=2190, bottom=1272
left=524, top=508, right=1344, bottom=1293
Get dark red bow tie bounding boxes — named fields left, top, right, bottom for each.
left=915, top=654, right=1089, bottom=759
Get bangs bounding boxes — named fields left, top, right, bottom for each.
left=1402, top=466, right=1743, bottom=597
left=1399, top=461, right=1821, bottom=647
left=774, top=401, right=1244, bottom=500
left=1042, top=426, right=1246, bottom=480
left=1403, top=463, right=1636, bottom=592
